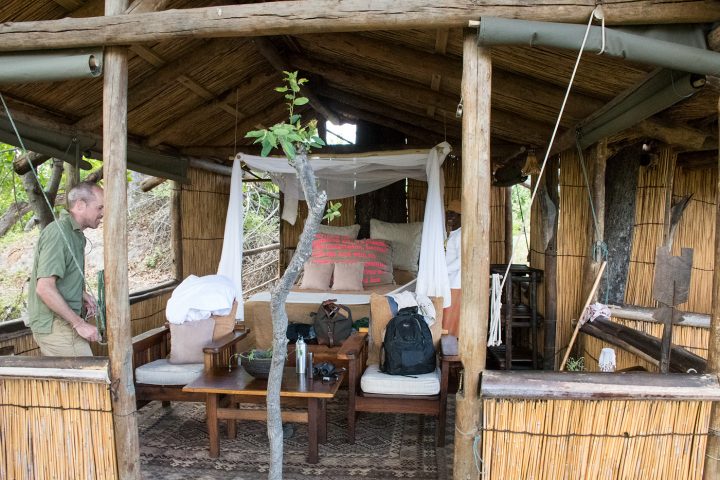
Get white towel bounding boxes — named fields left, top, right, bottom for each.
left=166, top=274, right=238, bottom=324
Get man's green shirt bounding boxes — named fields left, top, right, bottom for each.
left=28, top=210, right=86, bottom=333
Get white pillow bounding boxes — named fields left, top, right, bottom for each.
left=317, top=223, right=361, bottom=239
left=370, top=219, right=423, bottom=273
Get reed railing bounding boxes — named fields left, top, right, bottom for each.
left=0, top=356, right=117, bottom=479
left=481, top=371, right=720, bottom=479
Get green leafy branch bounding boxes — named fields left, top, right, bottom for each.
left=323, top=201, right=342, bottom=224
left=245, top=71, right=325, bottom=160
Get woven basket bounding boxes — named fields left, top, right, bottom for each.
left=240, top=351, right=272, bottom=378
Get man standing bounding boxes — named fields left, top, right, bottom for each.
left=443, top=199, right=461, bottom=337
left=28, top=181, right=104, bottom=356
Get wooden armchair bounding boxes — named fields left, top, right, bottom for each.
left=338, top=331, right=458, bottom=447
left=132, top=325, right=249, bottom=408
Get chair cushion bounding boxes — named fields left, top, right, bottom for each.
left=168, top=317, right=215, bottom=364
left=360, top=364, right=440, bottom=396
left=135, top=359, right=204, bottom=386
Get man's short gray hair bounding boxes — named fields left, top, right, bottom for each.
left=67, top=181, right=101, bottom=209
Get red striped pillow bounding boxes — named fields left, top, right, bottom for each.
left=311, top=234, right=394, bottom=286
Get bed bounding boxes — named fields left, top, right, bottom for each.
left=244, top=270, right=416, bottom=349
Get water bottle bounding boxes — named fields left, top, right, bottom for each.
left=296, top=336, right=306, bottom=375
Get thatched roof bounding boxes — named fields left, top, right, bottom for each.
left=0, top=1, right=718, bottom=180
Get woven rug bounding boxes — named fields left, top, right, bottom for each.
left=138, top=391, right=455, bottom=479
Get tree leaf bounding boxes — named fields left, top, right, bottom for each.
left=245, top=130, right=265, bottom=138
left=280, top=139, right=296, bottom=160
left=289, top=114, right=301, bottom=124
left=260, top=143, right=273, bottom=157
left=293, top=97, right=309, bottom=106
left=271, top=126, right=291, bottom=136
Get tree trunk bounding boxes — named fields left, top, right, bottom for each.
left=267, top=145, right=326, bottom=480
left=22, top=169, right=55, bottom=228
left=0, top=201, right=31, bottom=236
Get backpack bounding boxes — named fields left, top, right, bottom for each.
left=381, top=306, right=436, bottom=375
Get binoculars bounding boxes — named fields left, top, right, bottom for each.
left=313, top=362, right=337, bottom=377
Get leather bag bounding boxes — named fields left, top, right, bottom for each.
left=313, top=299, right=352, bottom=347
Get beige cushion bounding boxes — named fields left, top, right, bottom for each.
left=318, top=223, right=361, bottom=239
left=168, top=317, right=215, bottom=364
left=135, top=359, right=204, bottom=386
left=332, top=262, right=365, bottom=291
left=370, top=219, right=423, bottom=273
left=361, top=364, right=440, bottom=395
left=367, top=293, right=444, bottom=365
left=212, top=300, right=238, bottom=341
left=299, top=261, right=334, bottom=290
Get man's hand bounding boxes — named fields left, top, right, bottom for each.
left=83, top=291, right=98, bottom=318
left=73, top=321, right=100, bottom=343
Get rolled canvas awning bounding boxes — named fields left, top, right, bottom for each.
left=0, top=49, right=103, bottom=84
left=477, top=18, right=720, bottom=76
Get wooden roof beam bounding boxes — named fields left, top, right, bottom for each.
left=291, top=55, right=553, bottom=146
left=315, top=85, right=461, bottom=140
left=202, top=100, right=294, bottom=146
left=296, top=32, right=603, bottom=124
left=145, top=68, right=277, bottom=147
left=1, top=1, right=718, bottom=51
left=427, top=29, right=449, bottom=118
left=252, top=37, right=340, bottom=125
left=323, top=99, right=448, bottom=145
left=73, top=38, right=242, bottom=130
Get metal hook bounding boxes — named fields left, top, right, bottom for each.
left=593, top=5, right=606, bottom=55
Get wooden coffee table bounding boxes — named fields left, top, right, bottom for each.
left=183, top=366, right=343, bottom=463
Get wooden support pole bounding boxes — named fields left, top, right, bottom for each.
left=454, top=29, right=490, bottom=480
left=543, top=155, right=559, bottom=369
left=704, top=96, right=720, bottom=479
left=505, top=187, right=513, bottom=264
left=171, top=180, right=183, bottom=281
left=103, top=0, right=140, bottom=478
left=580, top=139, right=608, bottom=304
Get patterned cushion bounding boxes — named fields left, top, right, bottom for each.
left=135, top=359, right=204, bottom=386
left=361, top=364, right=440, bottom=395
left=311, top=234, right=394, bottom=286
